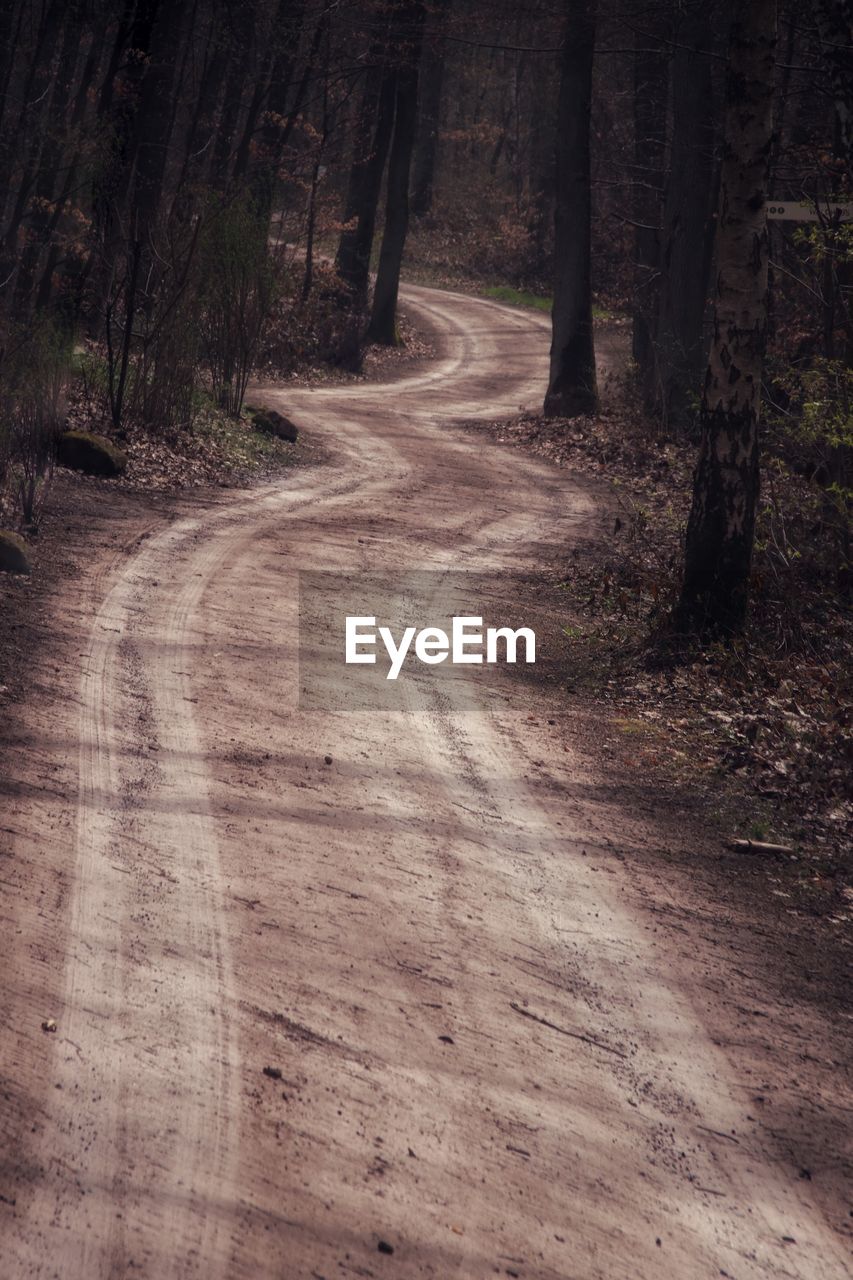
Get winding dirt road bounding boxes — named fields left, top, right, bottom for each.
left=1, top=286, right=850, bottom=1278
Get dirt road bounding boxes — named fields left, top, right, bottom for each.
left=1, top=286, right=850, bottom=1279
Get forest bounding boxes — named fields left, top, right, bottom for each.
left=0, top=1, right=849, bottom=629
left=0, top=1, right=850, bottom=1278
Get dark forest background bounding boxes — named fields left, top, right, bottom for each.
left=0, top=0, right=849, bottom=652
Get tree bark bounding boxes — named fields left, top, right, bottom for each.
left=674, top=0, right=777, bottom=639
left=630, top=4, right=669, bottom=394
left=813, top=0, right=853, bottom=181
left=249, top=1, right=328, bottom=224
left=543, top=0, right=598, bottom=418
left=131, top=1, right=189, bottom=245
left=0, top=0, right=22, bottom=144
left=335, top=14, right=398, bottom=308
left=84, top=0, right=163, bottom=326
left=367, top=1, right=426, bottom=345
left=11, top=8, right=87, bottom=316
left=652, top=0, right=720, bottom=431
left=409, top=0, right=449, bottom=220
left=210, top=14, right=256, bottom=186
left=233, top=0, right=308, bottom=190
left=34, top=19, right=109, bottom=312
left=526, top=51, right=558, bottom=286
left=0, top=0, right=65, bottom=263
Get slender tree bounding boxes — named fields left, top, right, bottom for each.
left=630, top=2, right=669, bottom=398
left=543, top=0, right=598, bottom=418
left=526, top=40, right=558, bottom=285
left=335, top=10, right=398, bottom=308
left=813, top=0, right=853, bottom=179
left=0, top=0, right=66, bottom=278
left=127, top=2, right=190, bottom=290
left=652, top=0, right=720, bottom=430
left=367, top=0, right=426, bottom=344
left=410, top=0, right=450, bottom=219
left=674, top=0, right=777, bottom=638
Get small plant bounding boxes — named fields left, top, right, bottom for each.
left=483, top=285, right=552, bottom=312
left=768, top=356, right=852, bottom=570
left=198, top=195, right=279, bottom=417
left=0, top=320, right=70, bottom=527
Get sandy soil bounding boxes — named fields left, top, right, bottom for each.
left=0, top=285, right=850, bottom=1279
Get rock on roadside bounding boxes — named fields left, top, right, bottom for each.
left=246, top=406, right=299, bottom=443
left=57, top=430, right=128, bottom=478
left=0, top=531, right=31, bottom=575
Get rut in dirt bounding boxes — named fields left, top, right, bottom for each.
left=0, top=286, right=849, bottom=1280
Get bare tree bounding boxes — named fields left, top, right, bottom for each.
left=630, top=1, right=669, bottom=398
left=335, top=15, right=397, bottom=309
left=652, top=0, right=721, bottom=430
left=367, top=0, right=426, bottom=344
left=543, top=0, right=598, bottom=418
left=674, top=0, right=777, bottom=638
left=410, top=0, right=450, bottom=219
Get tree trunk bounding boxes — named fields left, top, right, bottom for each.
left=0, top=0, right=65, bottom=262
left=652, top=1, right=720, bottom=430
left=367, top=1, right=426, bottom=345
left=84, top=0, right=162, bottom=328
left=543, top=0, right=598, bottom=418
left=171, top=10, right=229, bottom=213
left=210, top=18, right=255, bottom=187
left=34, top=20, right=109, bottom=313
left=11, top=9, right=86, bottom=316
left=131, top=1, right=189, bottom=245
left=526, top=52, right=558, bottom=286
left=335, top=27, right=397, bottom=308
left=249, top=1, right=327, bottom=225
left=233, top=0, right=307, bottom=188
left=674, top=0, right=777, bottom=639
left=0, top=0, right=22, bottom=143
left=631, top=5, right=669, bottom=393
left=409, top=0, right=449, bottom=220
left=813, top=0, right=853, bottom=181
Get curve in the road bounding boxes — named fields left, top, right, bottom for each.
left=3, top=284, right=849, bottom=1280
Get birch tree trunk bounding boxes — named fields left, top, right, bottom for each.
left=543, top=0, right=598, bottom=419
left=674, top=0, right=777, bottom=639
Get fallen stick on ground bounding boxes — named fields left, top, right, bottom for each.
left=729, top=838, right=795, bottom=857
left=509, top=1002, right=627, bottom=1059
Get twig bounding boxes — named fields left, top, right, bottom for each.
left=729, top=838, right=795, bottom=856
left=510, top=1002, right=627, bottom=1059
left=696, top=1125, right=740, bottom=1145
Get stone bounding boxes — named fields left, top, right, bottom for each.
left=246, top=406, right=299, bottom=443
left=57, top=430, right=128, bottom=477
left=0, top=530, right=31, bottom=575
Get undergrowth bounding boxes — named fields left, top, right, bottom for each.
left=465, top=386, right=852, bottom=880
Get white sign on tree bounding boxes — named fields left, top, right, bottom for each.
left=767, top=201, right=852, bottom=222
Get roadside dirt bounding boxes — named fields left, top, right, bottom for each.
left=0, top=284, right=850, bottom=1279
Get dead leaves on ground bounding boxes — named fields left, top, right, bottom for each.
left=464, top=398, right=852, bottom=879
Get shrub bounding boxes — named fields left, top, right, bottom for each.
left=102, top=223, right=202, bottom=439
left=260, top=261, right=365, bottom=373
left=198, top=195, right=279, bottom=416
left=0, top=321, right=69, bottom=527
left=768, top=356, right=852, bottom=573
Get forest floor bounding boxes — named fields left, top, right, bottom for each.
left=0, top=284, right=850, bottom=1279
left=461, top=323, right=851, bottom=900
